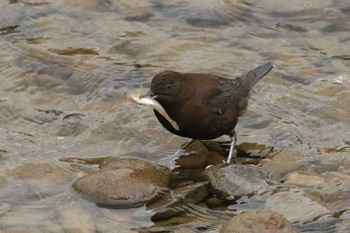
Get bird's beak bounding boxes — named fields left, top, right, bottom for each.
left=140, top=89, right=155, bottom=98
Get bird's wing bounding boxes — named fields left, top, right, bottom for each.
left=204, top=78, right=242, bottom=114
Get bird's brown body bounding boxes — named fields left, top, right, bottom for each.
left=149, top=63, right=273, bottom=141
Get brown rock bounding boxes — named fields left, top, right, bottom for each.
left=265, top=189, right=330, bottom=223
left=148, top=181, right=209, bottom=221
left=59, top=207, right=95, bottom=233
left=6, top=162, right=74, bottom=197
left=206, top=151, right=226, bottom=166
left=260, top=149, right=303, bottom=180
left=284, top=171, right=325, bottom=188
left=220, top=210, right=299, bottom=233
left=206, top=164, right=270, bottom=199
left=175, top=140, right=209, bottom=168
left=72, top=156, right=170, bottom=208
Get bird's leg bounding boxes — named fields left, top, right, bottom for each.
left=226, top=131, right=237, bottom=163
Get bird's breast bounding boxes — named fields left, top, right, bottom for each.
left=154, top=100, right=238, bottom=140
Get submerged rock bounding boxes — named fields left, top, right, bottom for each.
left=0, top=206, right=55, bottom=228
left=59, top=207, right=95, bottom=233
left=0, top=203, right=11, bottom=216
left=284, top=171, right=325, bottom=188
left=0, top=175, right=19, bottom=200
left=71, top=156, right=170, bottom=208
left=265, top=188, right=330, bottom=224
left=175, top=140, right=209, bottom=168
left=148, top=181, right=209, bottom=221
left=336, top=218, right=350, bottom=233
left=220, top=210, right=299, bottom=233
left=205, top=164, right=272, bottom=199
left=260, top=149, right=303, bottom=181
left=287, top=171, right=350, bottom=212
left=3, top=223, right=65, bottom=233
left=6, top=162, right=75, bottom=199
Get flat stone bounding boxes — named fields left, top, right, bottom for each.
left=206, top=151, right=226, bottom=166
left=175, top=140, right=209, bottom=168
left=0, top=203, right=11, bottom=216
left=149, top=181, right=209, bottom=221
left=336, top=218, right=350, bottom=233
left=205, top=164, right=271, bottom=199
left=284, top=172, right=325, bottom=188
left=98, top=157, right=170, bottom=187
left=220, top=209, right=299, bottom=233
left=265, top=189, right=330, bottom=223
left=72, top=156, right=170, bottom=208
left=0, top=175, right=21, bottom=200
left=6, top=162, right=74, bottom=197
left=59, top=207, right=95, bottom=233
left=260, top=149, right=303, bottom=180
left=0, top=207, right=55, bottom=227
left=308, top=171, right=350, bottom=211
left=2, top=222, right=64, bottom=233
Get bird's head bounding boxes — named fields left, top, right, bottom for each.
left=148, top=71, right=184, bottom=104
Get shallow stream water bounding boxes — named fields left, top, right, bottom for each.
left=1, top=0, right=350, bottom=232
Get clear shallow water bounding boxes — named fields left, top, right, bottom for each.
left=0, top=0, right=350, bottom=232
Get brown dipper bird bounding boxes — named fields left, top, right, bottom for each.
left=146, top=62, right=273, bottom=163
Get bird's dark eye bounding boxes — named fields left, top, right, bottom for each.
left=166, top=84, right=171, bottom=89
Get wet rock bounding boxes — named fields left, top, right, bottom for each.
left=220, top=210, right=299, bottom=233
left=0, top=1, right=24, bottom=28
left=59, top=207, right=95, bottom=233
left=148, top=181, right=209, bottom=221
left=276, top=23, right=308, bottom=33
left=205, top=196, right=225, bottom=209
left=3, top=223, right=65, bottom=233
left=175, top=140, right=209, bottom=168
left=186, top=17, right=229, bottom=27
left=0, top=207, right=55, bottom=227
left=284, top=171, right=325, bottom=188
left=109, top=40, right=149, bottom=57
left=206, top=151, right=226, bottom=166
left=203, top=141, right=227, bottom=154
left=307, top=171, right=350, bottom=212
left=100, top=206, right=153, bottom=230
left=0, top=203, right=11, bottom=216
left=0, top=175, right=16, bottom=200
left=98, top=157, right=170, bottom=187
left=71, top=156, right=170, bottom=208
left=56, top=122, right=88, bottom=137
left=235, top=143, right=271, bottom=157
left=284, top=171, right=350, bottom=212
left=231, top=144, right=273, bottom=166
left=172, top=228, right=197, bottom=233
left=135, top=214, right=198, bottom=232
left=260, top=149, right=303, bottom=181
left=265, top=188, right=330, bottom=223
left=57, top=113, right=88, bottom=137
left=206, top=164, right=271, bottom=199
left=205, top=141, right=273, bottom=166
left=73, top=169, right=162, bottom=208
left=6, top=162, right=74, bottom=198
left=169, top=167, right=208, bottom=185
left=336, top=218, right=350, bottom=233
left=124, top=12, right=153, bottom=22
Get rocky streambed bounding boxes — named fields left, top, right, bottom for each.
left=2, top=140, right=343, bottom=232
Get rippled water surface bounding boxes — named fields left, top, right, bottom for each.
left=1, top=0, right=350, bottom=232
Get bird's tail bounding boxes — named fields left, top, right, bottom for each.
left=243, top=62, right=273, bottom=90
